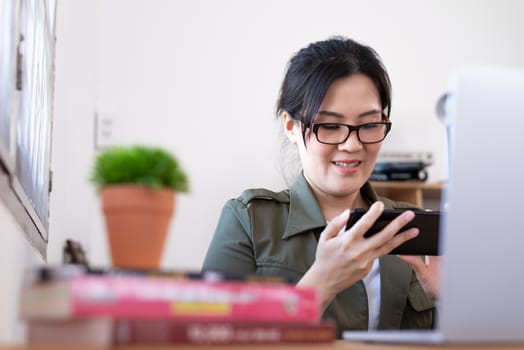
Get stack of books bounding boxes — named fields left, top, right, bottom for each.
left=19, top=265, right=335, bottom=345
left=371, top=151, right=433, bottom=181
left=371, top=161, right=429, bottom=181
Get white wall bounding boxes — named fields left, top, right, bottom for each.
left=49, top=0, right=524, bottom=271
left=0, top=205, right=44, bottom=342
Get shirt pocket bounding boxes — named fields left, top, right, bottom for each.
left=255, top=262, right=305, bottom=282
left=400, top=276, right=435, bottom=329
left=407, top=279, right=434, bottom=312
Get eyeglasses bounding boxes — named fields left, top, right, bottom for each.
left=312, top=122, right=392, bottom=145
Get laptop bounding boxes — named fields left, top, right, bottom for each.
left=343, top=66, right=524, bottom=344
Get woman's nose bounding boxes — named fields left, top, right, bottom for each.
left=338, top=130, right=363, bottom=151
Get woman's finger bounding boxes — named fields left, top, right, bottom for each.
left=365, top=209, right=416, bottom=247
left=342, top=201, right=385, bottom=242
left=397, top=255, right=426, bottom=273
left=319, top=209, right=349, bottom=241
left=375, top=228, right=419, bottom=257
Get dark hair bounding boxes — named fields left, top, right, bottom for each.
left=276, top=36, right=392, bottom=141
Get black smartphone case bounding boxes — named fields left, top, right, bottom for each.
left=345, top=209, right=441, bottom=255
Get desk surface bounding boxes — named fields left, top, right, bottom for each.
left=3, top=341, right=524, bottom=350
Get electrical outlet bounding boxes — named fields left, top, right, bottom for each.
left=95, top=111, right=117, bottom=149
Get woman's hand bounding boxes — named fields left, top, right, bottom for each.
left=398, top=255, right=441, bottom=302
left=297, top=201, right=419, bottom=311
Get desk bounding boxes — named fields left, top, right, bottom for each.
left=3, top=341, right=524, bottom=349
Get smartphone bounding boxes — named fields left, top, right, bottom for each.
left=345, top=209, right=441, bottom=255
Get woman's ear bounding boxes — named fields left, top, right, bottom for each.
left=282, top=112, right=299, bottom=144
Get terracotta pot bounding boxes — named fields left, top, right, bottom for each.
left=101, top=185, right=175, bottom=269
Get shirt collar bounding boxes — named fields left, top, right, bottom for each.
left=282, top=173, right=325, bottom=239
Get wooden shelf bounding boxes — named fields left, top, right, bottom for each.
left=370, top=181, right=444, bottom=210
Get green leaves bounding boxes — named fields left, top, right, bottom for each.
left=90, top=145, right=189, bottom=192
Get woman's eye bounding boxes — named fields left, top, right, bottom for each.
left=361, top=123, right=379, bottom=129
left=321, top=124, right=341, bottom=131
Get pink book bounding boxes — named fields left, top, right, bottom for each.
left=27, top=318, right=335, bottom=345
left=20, top=274, right=319, bottom=322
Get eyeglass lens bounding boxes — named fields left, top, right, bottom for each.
left=315, top=123, right=389, bottom=144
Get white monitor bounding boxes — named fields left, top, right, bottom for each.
left=344, top=65, right=524, bottom=344
left=438, top=65, right=524, bottom=342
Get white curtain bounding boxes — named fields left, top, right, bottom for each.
left=0, top=0, right=17, bottom=152
left=16, top=0, right=56, bottom=231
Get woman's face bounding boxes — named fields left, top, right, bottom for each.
left=285, top=74, right=385, bottom=202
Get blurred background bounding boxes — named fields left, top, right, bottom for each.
left=2, top=0, right=524, bottom=341
left=51, top=0, right=524, bottom=269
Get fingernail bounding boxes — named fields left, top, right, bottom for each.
left=403, top=211, right=415, bottom=220
left=339, top=209, right=350, bottom=221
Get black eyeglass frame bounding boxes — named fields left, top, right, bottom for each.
left=312, top=121, right=392, bottom=145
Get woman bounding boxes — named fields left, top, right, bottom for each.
left=202, top=36, right=439, bottom=335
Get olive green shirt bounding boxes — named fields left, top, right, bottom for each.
left=202, top=174, right=435, bottom=336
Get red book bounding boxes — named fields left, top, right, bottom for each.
left=27, top=318, right=336, bottom=345
left=20, top=274, right=319, bottom=322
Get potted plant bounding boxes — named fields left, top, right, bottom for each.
left=90, top=145, right=189, bottom=269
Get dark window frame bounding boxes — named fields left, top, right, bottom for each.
left=0, top=0, right=57, bottom=259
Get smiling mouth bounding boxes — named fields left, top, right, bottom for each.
left=333, top=161, right=361, bottom=168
